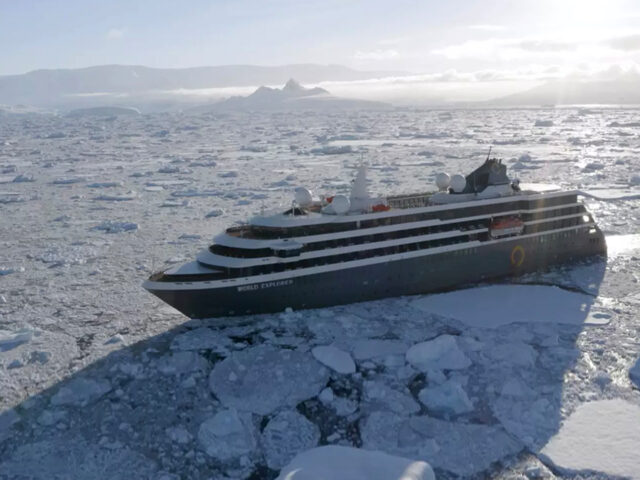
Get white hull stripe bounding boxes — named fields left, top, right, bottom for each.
left=144, top=223, right=597, bottom=291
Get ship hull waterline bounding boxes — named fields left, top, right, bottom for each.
left=144, top=229, right=606, bottom=319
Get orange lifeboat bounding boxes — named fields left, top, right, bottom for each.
left=490, top=216, right=524, bottom=238
left=372, top=204, right=391, bottom=212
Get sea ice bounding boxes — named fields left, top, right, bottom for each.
left=205, top=208, right=224, bottom=218
left=155, top=351, right=209, bottom=376
left=406, top=335, right=471, bottom=371
left=540, top=399, right=640, bottom=479
left=197, top=409, right=256, bottom=461
left=0, top=328, right=33, bottom=351
left=262, top=410, right=320, bottom=469
left=50, top=377, right=112, bottom=407
left=311, top=345, right=355, bottom=374
left=91, top=220, right=139, bottom=233
left=276, top=445, right=435, bottom=480
left=418, top=378, right=474, bottom=416
left=170, top=327, right=232, bottom=353
left=412, top=285, right=609, bottom=328
left=209, top=345, right=329, bottom=415
left=363, top=381, right=421, bottom=415
left=352, top=339, right=408, bottom=361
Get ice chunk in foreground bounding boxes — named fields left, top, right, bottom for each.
left=197, top=409, right=256, bottom=461
left=276, top=445, right=435, bottom=480
left=312, top=345, right=355, bottom=374
left=540, top=399, right=640, bottom=479
left=406, top=335, right=471, bottom=371
left=412, top=285, right=609, bottom=328
left=209, top=345, right=329, bottom=415
left=262, top=410, right=320, bottom=469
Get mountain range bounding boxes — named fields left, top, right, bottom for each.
left=195, top=78, right=388, bottom=112
left=0, top=64, right=396, bottom=109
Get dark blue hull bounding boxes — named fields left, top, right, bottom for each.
left=145, top=228, right=606, bottom=318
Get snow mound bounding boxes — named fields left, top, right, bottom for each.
left=418, top=378, right=474, bottom=416
left=312, top=345, right=355, bottom=374
left=540, top=399, right=640, bottom=479
left=276, top=445, right=435, bottom=480
left=209, top=345, right=329, bottom=415
left=197, top=409, right=256, bottom=461
left=262, top=410, right=321, bottom=469
left=406, top=335, right=471, bottom=371
left=412, top=285, right=608, bottom=328
left=50, top=377, right=112, bottom=407
left=91, top=220, right=139, bottom=233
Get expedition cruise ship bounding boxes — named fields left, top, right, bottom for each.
left=144, top=157, right=606, bottom=318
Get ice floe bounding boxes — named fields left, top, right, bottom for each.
left=197, top=409, right=256, bottom=461
left=311, top=345, right=356, bottom=374
left=209, top=345, right=329, bottom=415
left=262, top=410, right=320, bottom=469
left=540, top=399, right=640, bottom=478
left=418, top=377, right=474, bottom=416
left=412, top=285, right=610, bottom=327
left=406, top=335, right=471, bottom=371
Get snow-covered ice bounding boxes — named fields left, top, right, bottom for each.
left=311, top=345, right=356, bottom=374
left=276, top=445, right=435, bottom=480
left=541, top=399, right=640, bottom=478
left=406, top=335, right=471, bottom=371
left=412, top=285, right=610, bottom=327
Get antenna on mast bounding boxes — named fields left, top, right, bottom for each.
left=486, top=146, right=492, bottom=162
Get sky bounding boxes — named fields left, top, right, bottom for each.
left=2, top=0, right=640, bottom=102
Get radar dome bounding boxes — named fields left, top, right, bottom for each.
left=450, top=174, right=466, bottom=193
left=331, top=195, right=350, bottom=214
left=294, top=187, right=313, bottom=206
left=435, top=172, right=451, bottom=190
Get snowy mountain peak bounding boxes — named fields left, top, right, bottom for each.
left=283, top=78, right=304, bottom=92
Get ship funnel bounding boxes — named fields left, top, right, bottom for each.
left=351, top=164, right=369, bottom=200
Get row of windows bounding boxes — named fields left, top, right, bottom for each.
left=226, top=195, right=578, bottom=240
left=160, top=223, right=596, bottom=284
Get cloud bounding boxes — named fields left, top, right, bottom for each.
left=433, top=32, right=640, bottom=60
left=607, top=34, right=640, bottom=51
left=106, top=28, right=124, bottom=40
left=468, top=24, right=506, bottom=32
left=353, top=49, right=399, bottom=61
